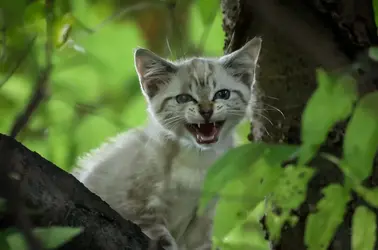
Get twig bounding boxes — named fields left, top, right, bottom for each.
left=0, top=36, right=37, bottom=89
left=10, top=0, right=54, bottom=138
left=9, top=67, right=50, bottom=138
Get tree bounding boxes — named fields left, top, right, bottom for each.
left=221, top=0, right=378, bottom=249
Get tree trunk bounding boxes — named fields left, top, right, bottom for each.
left=221, top=0, right=378, bottom=249
left=0, top=133, right=158, bottom=250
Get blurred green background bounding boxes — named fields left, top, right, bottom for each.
left=0, top=0, right=268, bottom=249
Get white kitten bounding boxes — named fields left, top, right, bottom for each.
left=73, top=37, right=262, bottom=250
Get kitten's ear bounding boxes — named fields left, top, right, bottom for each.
left=134, top=48, right=178, bottom=98
left=220, top=37, right=262, bottom=86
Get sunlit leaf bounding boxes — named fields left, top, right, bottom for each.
left=205, top=144, right=297, bottom=242
left=305, top=184, right=350, bottom=250
left=7, top=227, right=82, bottom=250
left=354, top=185, right=378, bottom=208
left=196, top=0, right=219, bottom=25
left=265, top=208, right=294, bottom=242
left=263, top=166, right=314, bottom=241
left=200, top=143, right=265, bottom=214
left=200, top=143, right=297, bottom=214
left=272, top=166, right=314, bottom=210
left=23, top=0, right=45, bottom=34
left=368, top=47, right=378, bottom=61
left=299, top=69, right=358, bottom=165
left=220, top=203, right=268, bottom=250
left=54, top=13, right=75, bottom=49
left=342, top=92, right=378, bottom=182
left=352, top=206, right=376, bottom=250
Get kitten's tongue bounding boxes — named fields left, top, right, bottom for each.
left=196, top=124, right=219, bottom=144
left=186, top=121, right=225, bottom=144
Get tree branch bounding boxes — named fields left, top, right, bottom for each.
left=0, top=133, right=157, bottom=250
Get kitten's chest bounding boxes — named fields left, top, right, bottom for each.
left=170, top=149, right=216, bottom=190
left=164, top=150, right=217, bottom=233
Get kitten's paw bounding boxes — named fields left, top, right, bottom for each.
left=158, top=234, right=178, bottom=250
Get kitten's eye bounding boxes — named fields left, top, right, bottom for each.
left=176, top=94, right=193, bottom=104
left=214, top=89, right=231, bottom=100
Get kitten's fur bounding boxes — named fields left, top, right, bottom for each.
left=73, top=38, right=262, bottom=250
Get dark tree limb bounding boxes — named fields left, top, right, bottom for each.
left=221, top=0, right=378, bottom=249
left=0, top=133, right=156, bottom=250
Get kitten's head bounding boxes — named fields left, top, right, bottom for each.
left=134, top=37, right=262, bottom=149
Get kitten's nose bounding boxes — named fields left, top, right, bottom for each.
left=199, top=102, right=213, bottom=120
left=199, top=109, right=213, bottom=120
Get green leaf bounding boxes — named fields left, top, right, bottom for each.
left=264, top=166, right=314, bottom=241
left=373, top=0, right=378, bottom=27
left=206, top=144, right=297, bottom=242
left=355, top=185, right=378, bottom=208
left=23, top=0, right=45, bottom=34
left=200, top=143, right=297, bottom=214
left=305, top=184, right=350, bottom=250
left=265, top=206, right=299, bottom=243
left=299, top=69, right=358, bottom=165
left=342, top=92, right=378, bottom=182
left=272, top=166, right=315, bottom=210
left=0, top=198, right=6, bottom=213
left=1, top=0, right=27, bottom=28
left=221, top=207, right=269, bottom=250
left=352, top=206, right=376, bottom=250
left=54, top=13, right=75, bottom=49
left=196, top=0, right=219, bottom=25
left=7, top=227, right=82, bottom=250
left=0, top=231, right=10, bottom=250
left=368, top=47, right=378, bottom=61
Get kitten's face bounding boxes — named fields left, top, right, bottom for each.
left=134, top=38, right=261, bottom=149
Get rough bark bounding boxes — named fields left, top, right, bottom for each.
left=221, top=0, right=378, bottom=249
left=0, top=133, right=157, bottom=250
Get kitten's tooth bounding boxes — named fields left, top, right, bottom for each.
left=213, top=122, right=216, bottom=126
left=198, top=123, right=200, bottom=128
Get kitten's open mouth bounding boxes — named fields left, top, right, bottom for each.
left=185, top=121, right=225, bottom=144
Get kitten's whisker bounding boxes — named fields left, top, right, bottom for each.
left=263, top=103, right=285, bottom=119
left=163, top=116, right=182, bottom=122
left=256, top=113, right=274, bottom=126
left=165, top=36, right=173, bottom=58
left=262, top=95, right=279, bottom=100
left=262, top=125, right=272, bottom=138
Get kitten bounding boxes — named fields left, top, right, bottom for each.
left=72, top=37, right=262, bottom=250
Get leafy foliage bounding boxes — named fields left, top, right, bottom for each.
left=369, top=47, right=378, bottom=61
left=305, top=184, right=350, bottom=250
left=299, top=69, right=357, bottom=165
left=1, top=0, right=378, bottom=249
left=197, top=0, right=219, bottom=25
left=202, top=64, right=378, bottom=249
left=352, top=206, right=377, bottom=250
left=342, top=92, right=378, bottom=182
left=5, top=227, right=83, bottom=250
left=373, top=0, right=378, bottom=27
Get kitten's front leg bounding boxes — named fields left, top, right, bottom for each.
left=182, top=197, right=219, bottom=250
left=141, top=223, right=178, bottom=250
